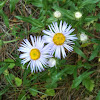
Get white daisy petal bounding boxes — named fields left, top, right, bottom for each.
left=30, top=35, right=35, bottom=46
left=61, top=46, right=66, bottom=58
left=63, top=44, right=73, bottom=52
left=18, top=36, right=51, bottom=73
left=62, top=21, right=68, bottom=32
left=59, top=20, right=62, bottom=32
left=55, top=46, right=61, bottom=58
left=65, top=25, right=72, bottom=33
left=42, top=21, right=77, bottom=59
left=19, top=53, right=29, bottom=59
left=53, top=22, right=59, bottom=33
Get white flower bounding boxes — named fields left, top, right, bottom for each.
left=18, top=35, right=52, bottom=73
left=53, top=11, right=61, bottom=18
left=48, top=58, right=56, bottom=67
left=43, top=21, right=77, bottom=59
left=75, top=11, right=82, bottom=19
left=80, top=33, right=88, bottom=42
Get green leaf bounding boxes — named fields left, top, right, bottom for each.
left=4, top=58, right=14, bottom=63
left=26, top=0, right=43, bottom=7
left=15, top=16, right=44, bottom=27
left=18, top=92, right=26, bottom=100
left=45, top=89, right=55, bottom=96
left=29, top=88, right=47, bottom=95
left=89, top=45, right=100, bottom=61
left=15, top=77, right=22, bottom=87
left=81, top=43, right=91, bottom=47
left=72, top=71, right=94, bottom=88
left=0, top=0, right=7, bottom=10
left=10, top=0, right=19, bottom=13
left=0, top=10, right=9, bottom=27
left=29, top=86, right=38, bottom=96
left=95, top=23, right=100, bottom=31
left=42, top=0, right=47, bottom=10
left=91, top=39, right=100, bottom=44
left=85, top=16, right=98, bottom=22
left=0, top=66, right=8, bottom=75
left=5, top=74, right=14, bottom=86
left=74, top=46, right=87, bottom=60
left=82, top=78, right=94, bottom=91
left=79, top=0, right=100, bottom=8
left=0, top=86, right=9, bottom=96
left=8, top=63, right=15, bottom=69
left=96, top=90, right=100, bottom=100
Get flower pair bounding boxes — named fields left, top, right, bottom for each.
left=18, top=21, right=77, bottom=73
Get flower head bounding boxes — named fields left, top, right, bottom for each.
left=75, top=11, right=82, bottom=19
left=43, top=21, right=77, bottom=59
left=18, top=35, right=52, bottom=73
left=80, top=32, right=88, bottom=42
left=48, top=58, right=56, bottom=67
left=53, top=11, right=61, bottom=18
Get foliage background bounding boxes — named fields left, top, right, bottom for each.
left=0, top=0, right=100, bottom=100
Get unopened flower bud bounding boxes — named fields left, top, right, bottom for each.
left=80, top=33, right=88, bottom=42
left=53, top=11, right=61, bottom=18
left=75, top=11, right=82, bottom=19
left=48, top=58, right=56, bottom=67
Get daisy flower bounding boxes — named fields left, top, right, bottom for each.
left=18, top=35, right=52, bottom=73
left=43, top=21, right=77, bottom=59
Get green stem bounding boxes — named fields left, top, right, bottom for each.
left=3, top=39, right=19, bottom=44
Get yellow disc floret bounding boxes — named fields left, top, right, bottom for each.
left=30, top=49, right=40, bottom=60
left=53, top=33, right=65, bottom=45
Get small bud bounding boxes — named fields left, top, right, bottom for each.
left=98, top=58, right=100, bottom=62
left=75, top=11, right=82, bottom=19
left=80, top=33, right=88, bottom=42
left=48, top=58, right=56, bottom=67
left=53, top=11, right=61, bottom=18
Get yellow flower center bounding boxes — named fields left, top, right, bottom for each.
left=30, top=49, right=40, bottom=60
left=53, top=33, right=65, bottom=45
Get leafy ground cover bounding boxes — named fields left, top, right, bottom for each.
left=0, top=0, right=100, bottom=100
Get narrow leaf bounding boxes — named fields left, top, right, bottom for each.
left=10, top=0, right=19, bottom=13
left=74, top=46, right=87, bottom=60
left=72, top=71, right=94, bottom=88
left=0, top=10, right=9, bottom=27
left=96, top=90, right=100, bottom=100
left=80, top=0, right=100, bottom=8
left=15, top=16, right=43, bottom=27
left=0, top=66, right=8, bottom=75
left=0, top=87, right=9, bottom=96
left=89, top=45, right=100, bottom=61
left=0, top=0, right=7, bottom=9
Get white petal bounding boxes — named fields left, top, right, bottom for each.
left=43, top=35, right=52, bottom=43
left=65, top=25, right=72, bottom=33
left=59, top=20, right=62, bottom=32
left=62, top=21, right=68, bottom=32
left=61, top=46, right=66, bottom=58
left=67, top=29, right=75, bottom=35
left=55, top=46, right=61, bottom=58
left=53, top=22, right=59, bottom=33
left=19, top=53, right=29, bottom=59
left=30, top=35, right=35, bottom=47
left=23, top=39, right=32, bottom=48
left=21, top=57, right=30, bottom=65
left=63, top=44, right=73, bottom=52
